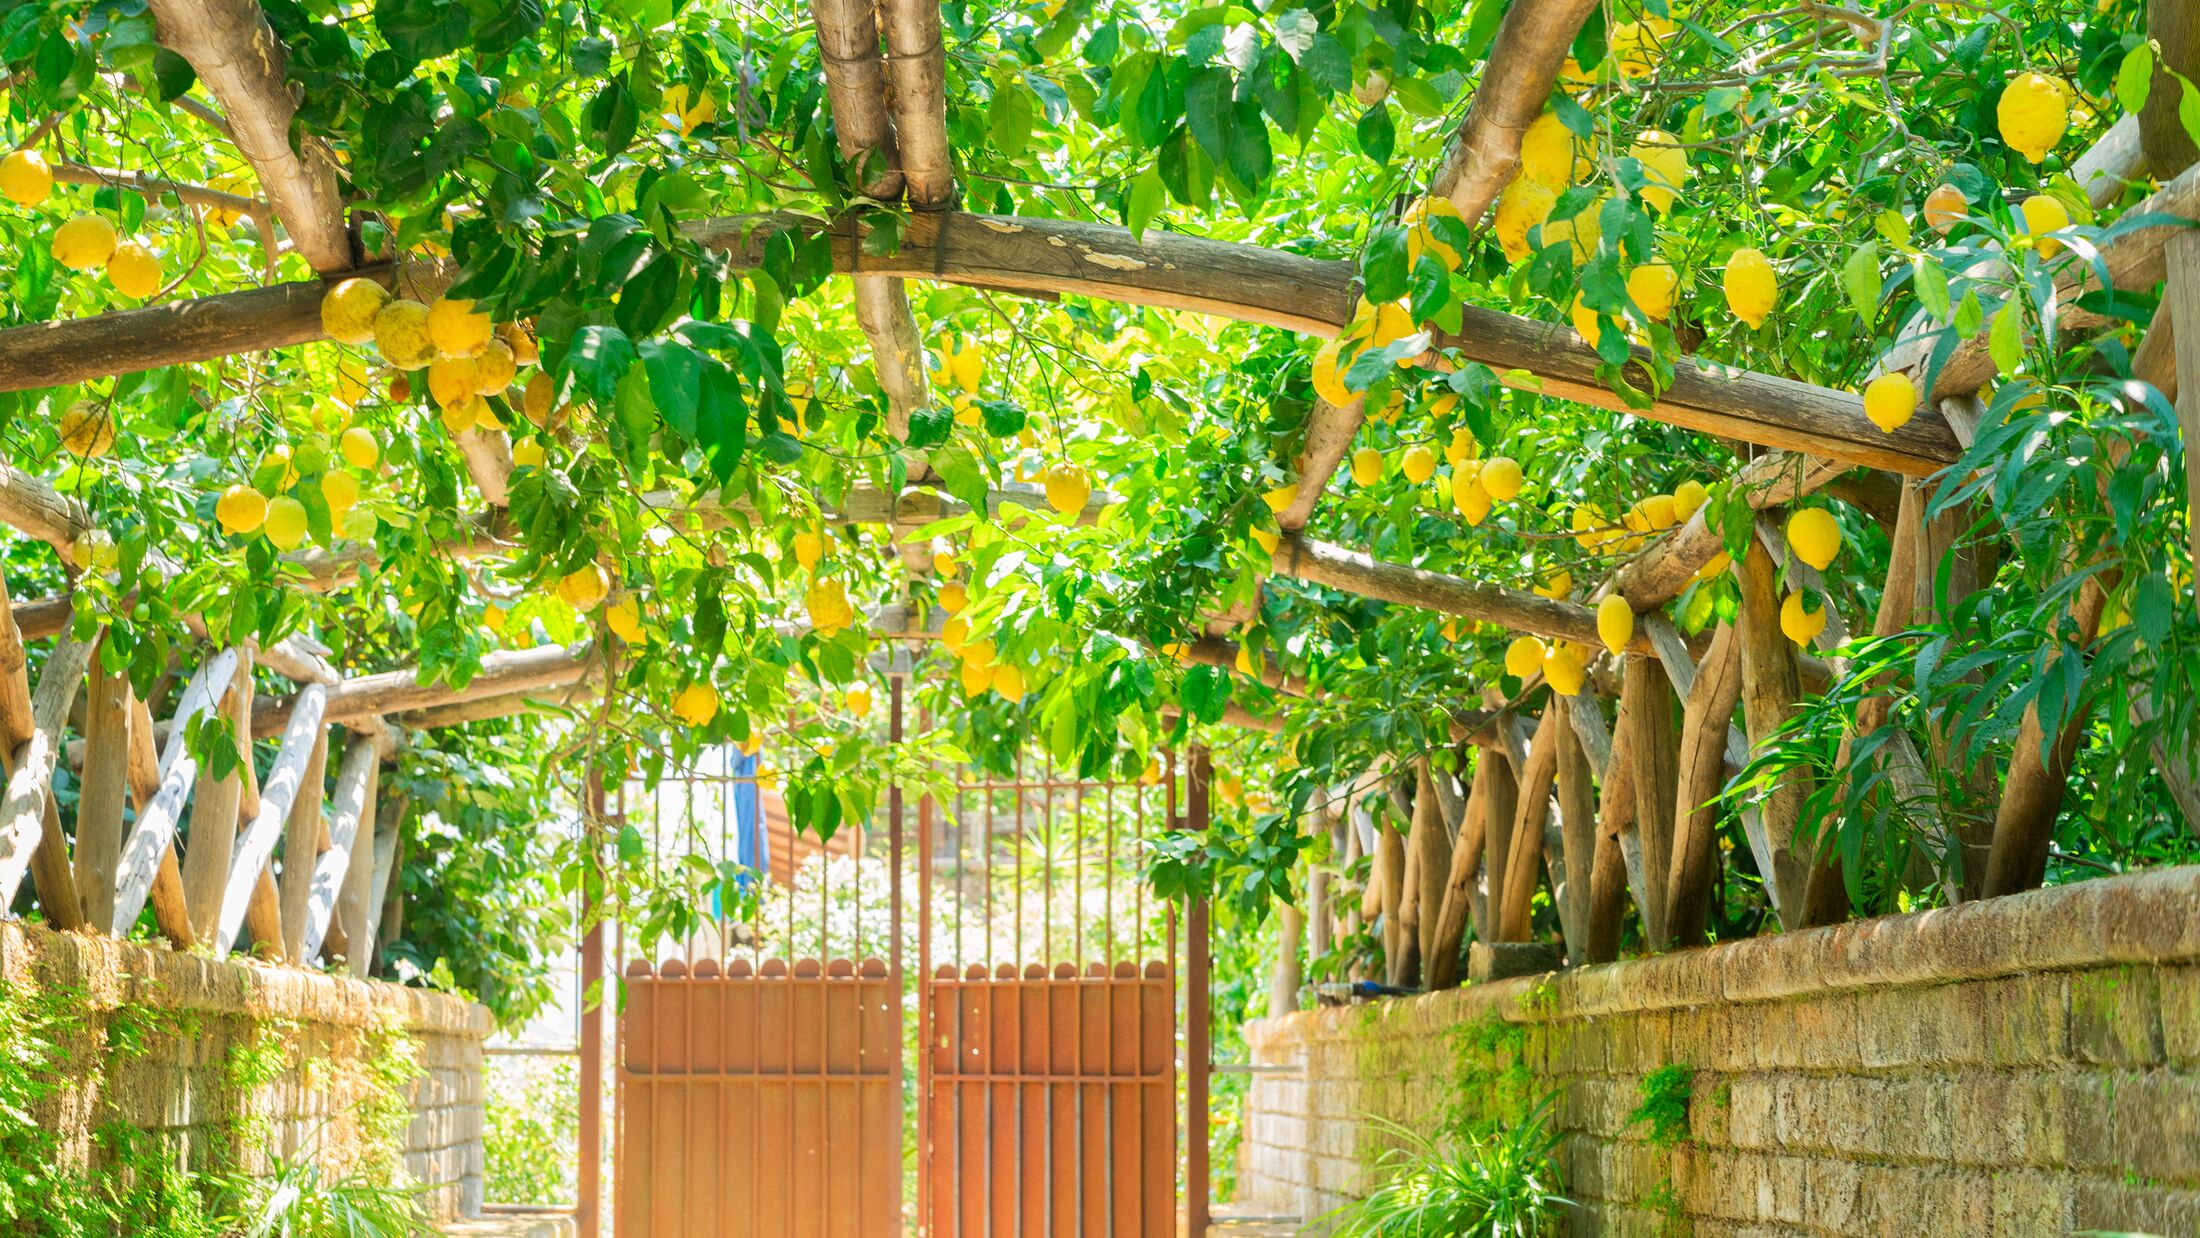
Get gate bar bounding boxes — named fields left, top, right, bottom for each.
left=1185, top=744, right=1213, bottom=1238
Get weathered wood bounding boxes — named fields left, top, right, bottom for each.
left=1615, top=453, right=1850, bottom=610
left=1376, top=791, right=1409, bottom=987
left=0, top=632, right=95, bottom=912
left=2076, top=112, right=2150, bottom=205
left=112, top=649, right=241, bottom=936
left=1735, top=536, right=1845, bottom=929
left=1276, top=396, right=1366, bottom=532
left=2169, top=234, right=2200, bottom=609
left=72, top=642, right=131, bottom=928
left=1563, top=682, right=1615, bottom=779
left=214, top=686, right=328, bottom=956
left=1554, top=696, right=1598, bottom=959
left=146, top=0, right=350, bottom=272
left=1983, top=574, right=2112, bottom=897
left=1585, top=666, right=1643, bottom=964
left=1482, top=721, right=1523, bottom=937
left=454, top=429, right=514, bottom=508
left=303, top=735, right=378, bottom=964
left=124, top=695, right=194, bottom=946
left=359, top=805, right=401, bottom=977
left=0, top=464, right=92, bottom=552
left=276, top=727, right=329, bottom=961
left=254, top=641, right=597, bottom=735
left=1410, top=759, right=1453, bottom=984
left=1425, top=753, right=1492, bottom=991
left=809, top=0, right=903, bottom=200
left=1663, top=623, right=1743, bottom=947
left=180, top=653, right=252, bottom=940
left=881, top=0, right=950, bottom=206
left=0, top=576, right=34, bottom=742
left=852, top=276, right=929, bottom=446
left=1496, top=706, right=1563, bottom=943
left=1429, top=0, right=1601, bottom=221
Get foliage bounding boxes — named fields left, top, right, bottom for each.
left=241, top=1157, right=429, bottom=1238
left=483, top=1059, right=578, bottom=1207
left=1628, top=1064, right=1694, bottom=1148
left=1326, top=1098, right=1569, bottom=1238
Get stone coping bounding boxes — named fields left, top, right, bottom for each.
left=0, top=921, right=491, bottom=1038
left=1253, top=865, right=2200, bottom=1044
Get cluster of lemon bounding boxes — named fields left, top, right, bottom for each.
left=1504, top=633, right=1594, bottom=696
left=929, top=550, right=1028, bottom=702
left=1778, top=508, right=1843, bottom=646
left=211, top=434, right=379, bottom=550
left=1566, top=478, right=1710, bottom=559
left=5, top=152, right=168, bottom=300
left=321, top=279, right=555, bottom=440
left=933, top=335, right=986, bottom=425
left=785, top=522, right=862, bottom=641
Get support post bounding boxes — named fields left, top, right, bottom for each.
left=74, top=641, right=131, bottom=928
left=1184, top=745, right=1213, bottom=1238
left=1585, top=668, right=1642, bottom=964
left=1410, top=758, right=1452, bottom=987
left=1664, top=623, right=1744, bottom=947
left=1496, top=706, right=1563, bottom=943
left=1555, top=696, right=1597, bottom=959
left=577, top=767, right=606, bottom=1238
left=180, top=651, right=252, bottom=941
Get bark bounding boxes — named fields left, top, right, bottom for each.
left=809, top=0, right=903, bottom=199
left=253, top=641, right=598, bottom=736
left=1277, top=396, right=1366, bottom=532
left=125, top=695, right=194, bottom=947
left=1376, top=796, right=1409, bottom=987
left=1481, top=730, right=1522, bottom=938
left=1664, top=623, right=1743, bottom=947
left=73, top=643, right=131, bottom=928
left=49, top=161, right=265, bottom=216
left=1428, top=0, right=1602, bottom=223
left=1425, top=753, right=1492, bottom=991
left=1410, top=759, right=1453, bottom=982
left=214, top=687, right=328, bottom=955
left=1616, top=454, right=1850, bottom=609
left=276, top=728, right=329, bottom=961
left=1496, top=706, right=1563, bottom=942
left=0, top=632, right=95, bottom=915
left=852, top=275, right=929, bottom=445
left=109, top=650, right=240, bottom=937
left=881, top=0, right=952, bottom=206
left=1554, top=696, right=1598, bottom=958
left=1625, top=654, right=1681, bottom=947
left=455, top=428, right=514, bottom=508
left=2144, top=3, right=2200, bottom=174
left=180, top=652, right=252, bottom=941
left=307, top=737, right=379, bottom=965
left=1584, top=667, right=1641, bottom=963
left=1736, top=537, right=1845, bottom=928
left=2168, top=235, right=2200, bottom=611
left=1269, top=900, right=1304, bottom=1015
left=1983, top=577, right=2112, bottom=896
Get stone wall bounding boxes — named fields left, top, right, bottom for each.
left=1237, top=865, right=2200, bottom=1236
left=0, top=921, right=491, bottom=1220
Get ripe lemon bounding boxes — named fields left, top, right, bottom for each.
left=1250, top=527, right=1280, bottom=553
left=1479, top=456, right=1523, bottom=502
left=1444, top=427, right=1477, bottom=466
left=106, top=243, right=162, bottom=298
left=0, top=149, right=52, bottom=205
left=1597, top=594, right=1635, bottom=654
left=1494, top=176, right=1558, bottom=264
left=439, top=397, right=482, bottom=436
left=1630, top=130, right=1688, bottom=213
left=320, top=469, right=360, bottom=514
left=1403, top=196, right=1464, bottom=270
left=673, top=682, right=720, bottom=726
left=947, top=337, right=984, bottom=394
left=1234, top=643, right=1258, bottom=675
left=483, top=603, right=509, bottom=634
left=1571, top=293, right=1614, bottom=352
left=559, top=563, right=612, bottom=611
left=941, top=615, right=970, bottom=651
left=932, top=550, right=959, bottom=579
left=844, top=681, right=873, bottom=713
left=1401, top=445, right=1437, bottom=484
left=1535, top=570, right=1574, bottom=600
left=808, top=575, right=858, bottom=636
left=1518, top=113, right=1575, bottom=190
left=1780, top=591, right=1827, bottom=646
left=1639, top=493, right=1679, bottom=530
left=1863, top=372, right=1917, bottom=432
left=511, top=439, right=546, bottom=468
left=958, top=659, right=992, bottom=696
left=1543, top=642, right=1587, bottom=695
left=1310, top=336, right=1361, bottom=406
left=51, top=215, right=118, bottom=271
left=339, top=426, right=380, bottom=470
left=1785, top=508, right=1842, bottom=570
left=1628, top=261, right=1679, bottom=322
left=938, top=580, right=968, bottom=613
left=1044, top=461, right=1092, bottom=515
left=321, top=278, right=390, bottom=344
left=961, top=637, right=997, bottom=671
left=792, top=529, right=826, bottom=572
left=1693, top=550, right=1732, bottom=584
left=1350, top=447, right=1383, bottom=486
left=473, top=339, right=518, bottom=396
left=1923, top=183, right=1968, bottom=235
left=1504, top=635, right=1546, bottom=679
left=1262, top=482, right=1300, bottom=514
left=1607, top=20, right=1663, bottom=80
left=504, top=322, right=539, bottom=365
left=373, top=299, right=437, bottom=370
left=1672, top=479, right=1709, bottom=522
left=521, top=373, right=557, bottom=426
left=2019, top=193, right=2070, bottom=258
left=216, top=484, right=267, bottom=535
left=427, top=356, right=481, bottom=409
left=1998, top=71, right=2069, bottom=163
left=57, top=401, right=115, bottom=458
left=1723, top=246, right=1777, bottom=330
left=606, top=595, right=645, bottom=643
left=1453, top=473, right=1491, bottom=525
left=425, top=297, right=493, bottom=358
left=260, top=495, right=307, bottom=549
left=1539, top=197, right=1602, bottom=264
left=991, top=663, right=1027, bottom=701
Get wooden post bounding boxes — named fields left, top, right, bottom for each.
left=1585, top=666, right=1642, bottom=964
left=1480, top=734, right=1522, bottom=944
left=180, top=652, right=252, bottom=940
left=276, top=728, right=330, bottom=960
left=1664, top=623, right=1743, bottom=947
left=577, top=767, right=606, bottom=1238
left=1410, top=758, right=1453, bottom=985
left=1376, top=783, right=1410, bottom=987
left=332, top=730, right=383, bottom=974
left=1553, top=696, right=1598, bottom=957
left=214, top=686, right=328, bottom=955
left=300, top=735, right=378, bottom=962
left=0, top=632, right=96, bottom=914
left=1496, top=706, right=1563, bottom=943
left=2167, top=236, right=2200, bottom=643
left=1425, top=751, right=1493, bottom=991
left=1184, top=745, right=1214, bottom=1238
left=1983, top=572, right=2113, bottom=897
left=73, top=642, right=130, bottom=928
left=1735, top=536, right=1846, bottom=928
left=1269, top=900, right=1303, bottom=1016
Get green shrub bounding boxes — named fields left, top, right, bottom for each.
left=1326, top=1094, right=1569, bottom=1238
left=484, top=1059, right=578, bottom=1206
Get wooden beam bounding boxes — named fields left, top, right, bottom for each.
left=809, top=0, right=903, bottom=200
left=358, top=799, right=401, bottom=977
left=124, top=695, right=193, bottom=946
left=1735, top=535, right=1844, bottom=929
left=852, top=276, right=930, bottom=446
left=72, top=640, right=131, bottom=928
left=1428, top=0, right=1601, bottom=223
left=180, top=651, right=251, bottom=940
left=303, top=735, right=378, bottom=964
left=276, top=727, right=329, bottom=961
left=1554, top=695, right=1597, bottom=958
left=1276, top=396, right=1365, bottom=533
left=880, top=0, right=951, bottom=207
left=0, top=632, right=95, bottom=912
left=1495, top=706, right=1561, bottom=942
left=1425, top=751, right=1491, bottom=991
left=253, top=641, right=597, bottom=736
left=1615, top=453, right=1851, bottom=610
left=1584, top=663, right=1643, bottom=964
left=1621, top=653, right=1679, bottom=949
left=146, top=0, right=350, bottom=272
left=213, top=685, right=327, bottom=955
left=109, top=649, right=240, bottom=936
left=1662, top=622, right=1742, bottom=947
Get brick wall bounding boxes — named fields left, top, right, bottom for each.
left=1238, top=865, right=2200, bottom=1236
left=0, top=921, right=491, bottom=1220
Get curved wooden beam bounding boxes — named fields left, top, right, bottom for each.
left=1428, top=0, right=1601, bottom=224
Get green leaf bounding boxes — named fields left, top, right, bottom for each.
left=1186, top=67, right=1233, bottom=163
left=1407, top=253, right=1449, bottom=323
left=695, top=362, right=747, bottom=483
left=1355, top=103, right=1394, bottom=165
left=2118, top=42, right=2155, bottom=115
left=904, top=403, right=954, bottom=450
left=1360, top=225, right=1411, bottom=302
left=1954, top=288, right=1984, bottom=339
left=1873, top=209, right=1911, bottom=248
left=564, top=325, right=636, bottom=402
left=989, top=84, right=1036, bottom=157
left=1913, top=255, right=1950, bottom=323
left=1127, top=166, right=1166, bottom=240
left=1841, top=241, right=1882, bottom=322
left=639, top=340, right=702, bottom=440
left=980, top=400, right=1028, bottom=437
left=929, top=440, right=991, bottom=517
left=1225, top=96, right=1273, bottom=191
left=1987, top=299, right=2024, bottom=375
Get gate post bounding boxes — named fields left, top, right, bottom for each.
left=578, top=766, right=606, bottom=1238
left=1184, top=745, right=1213, bottom=1238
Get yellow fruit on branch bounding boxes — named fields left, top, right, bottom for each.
left=931, top=550, right=959, bottom=579
left=373, top=299, right=437, bottom=370
left=425, top=297, right=494, bottom=358
left=1862, top=372, right=1917, bottom=433
left=1453, top=472, right=1492, bottom=525
left=510, top=439, right=546, bottom=468
left=440, top=397, right=484, bottom=436
left=1597, top=594, right=1635, bottom=655
left=68, top=530, right=118, bottom=573
left=558, top=563, right=613, bottom=612
left=1534, top=570, right=1574, bottom=600
left=1539, top=197, right=1603, bottom=264
left=263, top=496, right=309, bottom=550
left=1607, top=20, right=1666, bottom=80
left=427, top=356, right=481, bottom=409
left=1628, top=261, right=1679, bottom=322
left=106, top=242, right=162, bottom=299
left=1997, top=71, right=2070, bottom=163
left=1403, top=196, right=1464, bottom=271
left=2019, top=193, right=2071, bottom=258
left=959, top=658, right=992, bottom=696
left=1504, top=635, right=1546, bottom=679
left=1672, top=479, right=1709, bottom=522
left=1262, top=482, right=1301, bottom=514
left=1780, top=590, right=1827, bottom=646
left=1251, top=526, right=1280, bottom=554
left=1543, top=642, right=1587, bottom=695
left=1350, top=447, right=1383, bottom=487
left=521, top=372, right=558, bottom=427
left=473, top=339, right=518, bottom=396
left=0, top=149, right=52, bottom=205
left=938, top=580, right=968, bottom=613
left=321, top=278, right=391, bottom=344
left=672, top=681, right=721, bottom=726
left=1444, top=427, right=1477, bottom=467
left=1723, top=246, right=1778, bottom=330
left=503, top=322, right=540, bottom=366
left=1518, top=112, right=1575, bottom=190
left=940, top=615, right=970, bottom=651
left=1310, top=335, right=1363, bottom=407
left=1923, top=183, right=1968, bottom=235
left=961, top=637, right=997, bottom=671
left=1479, top=456, right=1523, bottom=502
left=1044, top=461, right=1092, bottom=515
left=51, top=214, right=117, bottom=271
left=1494, top=176, right=1558, bottom=264
left=606, top=595, right=645, bottom=643
left=793, top=529, right=826, bottom=572
left=1785, top=508, right=1842, bottom=571
left=1629, top=130, right=1689, bottom=214
left=216, top=484, right=267, bottom=535
left=1638, top=493, right=1679, bottom=530
left=806, top=575, right=856, bottom=636
left=57, top=401, right=115, bottom=458
left=1401, top=444, right=1437, bottom=484
left=1571, top=292, right=1615, bottom=352
left=844, top=681, right=873, bottom=713
left=991, top=663, right=1027, bottom=701
left=320, top=469, right=360, bottom=514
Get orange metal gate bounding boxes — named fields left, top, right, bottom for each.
left=616, top=956, right=902, bottom=1237
left=923, top=961, right=1175, bottom=1238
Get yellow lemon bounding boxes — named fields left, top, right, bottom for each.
left=51, top=215, right=118, bottom=271
left=1997, top=71, right=2069, bottom=163
left=1504, top=635, right=1546, bottom=679
left=1923, top=183, right=1968, bottom=235
left=2019, top=193, right=2070, bottom=258
left=320, top=469, right=360, bottom=514
left=1535, top=570, right=1574, bottom=600
left=1453, top=473, right=1491, bottom=525
left=427, top=356, right=481, bottom=409
left=1044, top=461, right=1091, bottom=515
left=1785, top=508, right=1842, bottom=570
left=793, top=529, right=826, bottom=572
left=1479, top=456, right=1523, bottom=502
left=1607, top=20, right=1664, bottom=80
left=57, top=401, right=115, bottom=458
left=959, top=659, right=992, bottom=696
left=1251, top=527, right=1280, bottom=554
left=1628, top=261, right=1679, bottom=322
left=1863, top=372, right=1917, bottom=433
left=1571, top=293, right=1614, bottom=352
left=373, top=299, right=437, bottom=370
left=1493, top=176, right=1558, bottom=264
left=106, top=242, right=162, bottom=298
left=844, top=681, right=873, bottom=713
left=68, top=530, right=118, bottom=573
left=216, top=484, right=267, bottom=535
left=941, top=615, right=970, bottom=651
left=1262, top=482, right=1300, bottom=514
left=263, top=496, right=309, bottom=549
left=991, top=663, right=1027, bottom=701
left=426, top=297, right=493, bottom=358
left=1672, top=479, right=1709, bottom=522
left=1140, top=757, right=1163, bottom=786
left=1350, top=447, right=1383, bottom=486
left=1693, top=550, right=1732, bottom=584
left=961, top=638, right=997, bottom=671
left=1630, top=130, right=1688, bottom=213
left=559, top=563, right=612, bottom=611
left=673, top=681, right=720, bottom=726
left=1597, top=594, right=1635, bottom=655
left=522, top=372, right=558, bottom=427
left=1780, top=591, right=1827, bottom=646
left=1723, top=247, right=1777, bottom=330
left=321, top=278, right=390, bottom=344
left=1311, top=335, right=1361, bottom=407
left=932, top=550, right=959, bottom=579
left=1639, top=493, right=1679, bottom=530
left=605, top=595, right=645, bottom=643
left=1543, top=642, right=1587, bottom=695
left=1539, top=197, right=1602, bottom=264
left=511, top=439, right=546, bottom=468
left=473, top=339, right=518, bottom=396
left=504, top=322, right=539, bottom=366
left=1403, top=196, right=1464, bottom=270
left=0, top=149, right=52, bottom=205
left=1234, top=643, right=1257, bottom=675
left=938, top=580, right=968, bottom=613
left=337, top=427, right=380, bottom=475
left=1401, top=445, right=1437, bottom=484
left=1518, top=112, right=1575, bottom=190
left=1444, top=427, right=1477, bottom=467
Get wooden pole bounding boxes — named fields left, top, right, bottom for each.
left=1663, top=623, right=1743, bottom=947
left=1424, top=752, right=1492, bottom=991
left=1481, top=730, right=1521, bottom=940
left=1735, top=536, right=1846, bottom=928
left=300, top=735, right=377, bottom=962
left=1496, top=706, right=1562, bottom=942
left=1183, top=745, right=1213, bottom=1238
left=577, top=767, right=606, bottom=1238
left=214, top=686, right=328, bottom=955
left=276, top=727, right=329, bottom=960
left=1410, top=758, right=1453, bottom=985
left=1376, top=784, right=1409, bottom=986
left=2168, top=235, right=2200, bottom=620
left=180, top=651, right=252, bottom=941
left=1554, top=696, right=1598, bottom=956
left=0, top=632, right=95, bottom=915
left=73, top=641, right=131, bottom=928
left=1584, top=667, right=1643, bottom=964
